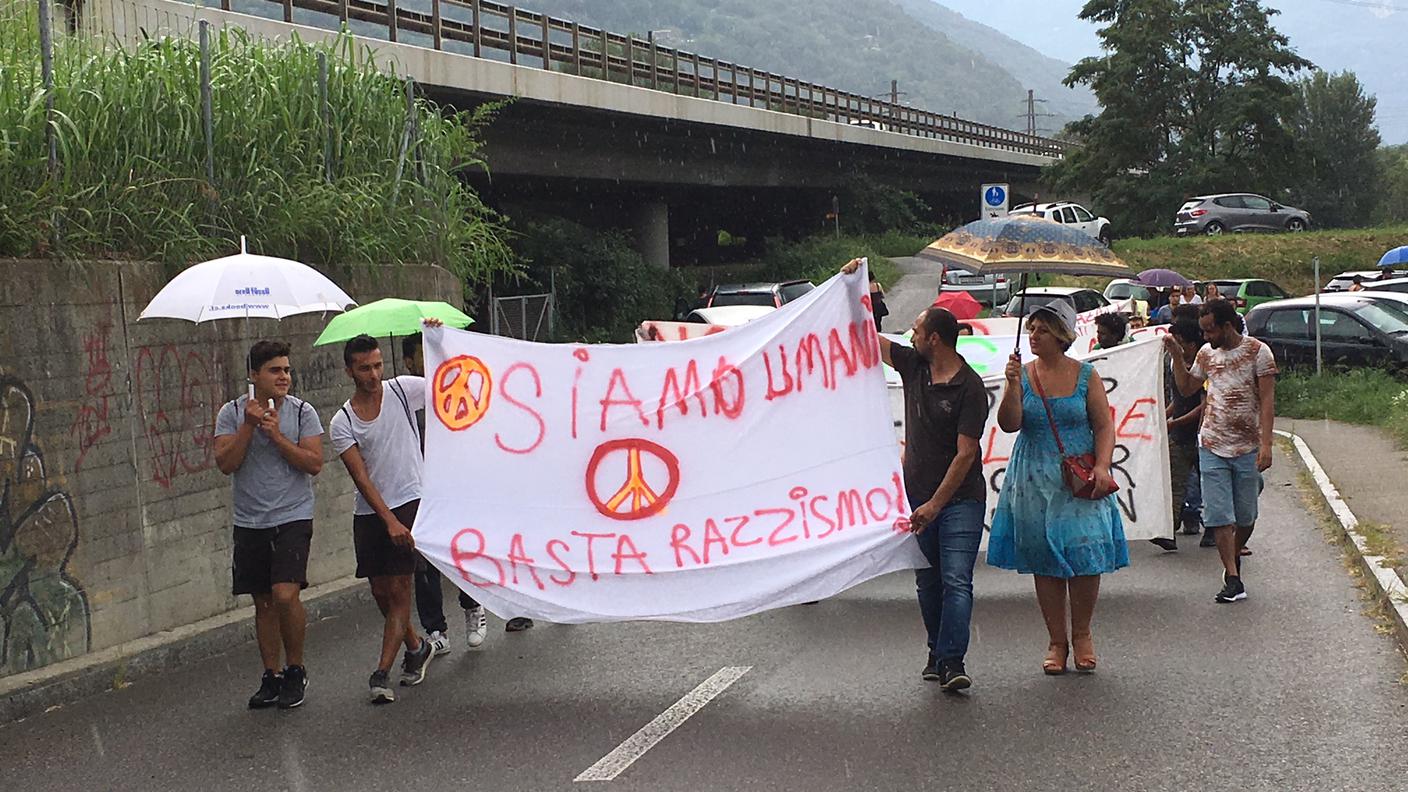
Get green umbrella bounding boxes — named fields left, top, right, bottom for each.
left=313, top=298, right=473, bottom=347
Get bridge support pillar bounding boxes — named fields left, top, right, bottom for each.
left=632, top=201, right=670, bottom=270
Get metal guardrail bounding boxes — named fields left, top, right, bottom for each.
left=211, top=0, right=1069, bottom=158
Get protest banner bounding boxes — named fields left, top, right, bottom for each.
left=634, top=320, right=728, bottom=343
left=417, top=270, right=925, bottom=623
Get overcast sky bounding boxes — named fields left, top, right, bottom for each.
left=931, top=0, right=1408, bottom=142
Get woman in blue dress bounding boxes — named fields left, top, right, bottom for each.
left=987, top=302, right=1127, bottom=675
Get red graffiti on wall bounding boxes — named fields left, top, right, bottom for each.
left=133, top=344, right=224, bottom=489
left=68, top=321, right=114, bottom=472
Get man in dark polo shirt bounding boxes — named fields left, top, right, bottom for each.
left=843, top=258, right=990, bottom=692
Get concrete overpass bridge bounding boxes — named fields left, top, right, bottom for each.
left=78, top=0, right=1065, bottom=265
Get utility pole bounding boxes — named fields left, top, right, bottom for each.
left=890, top=79, right=898, bottom=106
left=1019, top=89, right=1055, bottom=136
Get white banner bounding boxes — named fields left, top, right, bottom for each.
left=417, top=271, right=924, bottom=623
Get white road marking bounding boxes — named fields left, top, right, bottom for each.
left=574, top=666, right=752, bottom=783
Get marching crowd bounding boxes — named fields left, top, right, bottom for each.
left=212, top=259, right=1279, bottom=708
left=214, top=319, right=528, bottom=709
left=842, top=257, right=1276, bottom=690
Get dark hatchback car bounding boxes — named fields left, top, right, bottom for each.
left=1246, top=294, right=1408, bottom=370
left=706, top=280, right=814, bottom=308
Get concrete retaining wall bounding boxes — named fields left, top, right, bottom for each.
left=0, top=258, right=458, bottom=680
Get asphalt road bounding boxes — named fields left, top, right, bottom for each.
left=3, top=457, right=1406, bottom=792
left=4, top=259, right=1406, bottom=791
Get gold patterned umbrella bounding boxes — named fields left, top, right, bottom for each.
left=917, top=215, right=1131, bottom=277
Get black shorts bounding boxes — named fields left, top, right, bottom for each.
left=353, top=500, right=421, bottom=579
left=232, top=520, right=313, bottom=596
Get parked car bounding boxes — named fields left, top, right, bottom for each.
left=1363, top=276, right=1408, bottom=295
left=1209, top=278, right=1290, bottom=313
left=940, top=269, right=1012, bottom=305
left=1103, top=278, right=1153, bottom=303
left=683, top=306, right=775, bottom=326
left=997, top=287, right=1110, bottom=318
left=1325, top=270, right=1401, bottom=292
left=1246, top=294, right=1408, bottom=370
left=1174, top=193, right=1311, bottom=236
left=1010, top=201, right=1113, bottom=245
left=706, top=281, right=814, bottom=308
left=1354, top=290, right=1408, bottom=319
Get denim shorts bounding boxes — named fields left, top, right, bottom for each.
left=1199, top=448, right=1264, bottom=528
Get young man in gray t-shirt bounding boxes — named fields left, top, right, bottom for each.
left=214, top=340, right=324, bottom=710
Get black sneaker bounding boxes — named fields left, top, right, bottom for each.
left=248, top=670, right=281, bottom=709
left=922, top=655, right=941, bottom=682
left=939, top=660, right=972, bottom=692
left=1149, top=537, right=1178, bottom=552
left=505, top=617, right=534, bottom=632
left=1200, top=529, right=1217, bottom=548
left=369, top=670, right=395, bottom=704
left=399, top=638, right=434, bottom=687
left=277, top=665, right=307, bottom=709
left=1215, top=575, right=1247, bottom=603
left=1180, top=517, right=1202, bottom=536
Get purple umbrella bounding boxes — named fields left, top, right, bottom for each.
left=1135, top=268, right=1192, bottom=288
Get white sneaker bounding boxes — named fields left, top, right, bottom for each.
left=464, top=606, right=488, bottom=648
left=428, top=630, right=451, bottom=657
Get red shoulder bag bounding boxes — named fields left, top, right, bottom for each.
left=1030, top=365, right=1119, bottom=501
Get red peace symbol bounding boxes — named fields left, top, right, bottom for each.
left=585, top=438, right=681, bottom=521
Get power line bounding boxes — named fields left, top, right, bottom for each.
left=1284, top=0, right=1408, bottom=11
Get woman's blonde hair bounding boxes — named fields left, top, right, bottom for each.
left=1026, top=310, right=1076, bottom=351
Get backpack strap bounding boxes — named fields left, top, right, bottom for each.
left=389, top=379, right=416, bottom=434
left=338, top=404, right=357, bottom=447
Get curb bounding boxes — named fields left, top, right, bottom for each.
left=1276, top=429, right=1408, bottom=655
left=0, top=576, right=370, bottom=724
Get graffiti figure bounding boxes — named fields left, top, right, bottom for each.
left=0, top=376, right=92, bottom=675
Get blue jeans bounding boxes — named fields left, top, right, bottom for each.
left=913, top=498, right=984, bottom=662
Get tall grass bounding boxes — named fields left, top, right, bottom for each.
left=0, top=0, right=512, bottom=282
left=1278, top=369, right=1408, bottom=448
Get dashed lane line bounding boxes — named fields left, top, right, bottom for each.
left=574, top=666, right=752, bottom=783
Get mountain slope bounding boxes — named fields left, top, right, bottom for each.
left=889, top=0, right=1098, bottom=128
left=526, top=0, right=1059, bottom=131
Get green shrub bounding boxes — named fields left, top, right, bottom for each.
left=1278, top=369, right=1408, bottom=447
left=510, top=217, right=691, bottom=343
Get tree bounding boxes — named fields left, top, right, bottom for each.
left=1375, top=145, right=1408, bottom=224
left=1047, top=0, right=1312, bottom=235
left=1286, top=71, right=1380, bottom=228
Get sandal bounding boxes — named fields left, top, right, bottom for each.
left=1072, top=633, right=1097, bottom=673
left=1043, top=642, right=1069, bottom=676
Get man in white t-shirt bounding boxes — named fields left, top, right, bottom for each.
left=1165, top=300, right=1277, bottom=605
left=329, top=334, right=434, bottom=703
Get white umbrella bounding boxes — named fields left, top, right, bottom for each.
left=139, top=236, right=355, bottom=322
left=139, top=236, right=357, bottom=397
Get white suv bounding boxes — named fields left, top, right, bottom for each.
left=1010, top=201, right=1113, bottom=245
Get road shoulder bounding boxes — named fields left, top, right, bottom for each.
left=1276, top=420, right=1408, bottom=659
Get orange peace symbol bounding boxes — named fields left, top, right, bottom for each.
left=585, top=438, right=681, bottom=521
left=432, top=355, right=493, bottom=431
